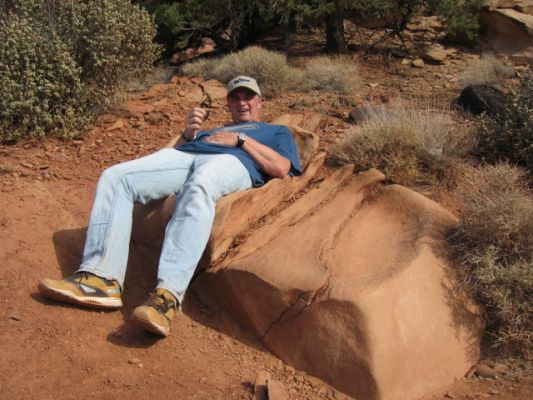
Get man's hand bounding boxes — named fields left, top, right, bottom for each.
left=200, top=131, right=238, bottom=146
left=183, top=107, right=208, bottom=141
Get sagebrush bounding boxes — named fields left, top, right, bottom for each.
left=330, top=102, right=459, bottom=190
left=459, top=54, right=515, bottom=86
left=450, top=164, right=533, bottom=356
left=181, top=46, right=300, bottom=98
left=299, top=56, right=359, bottom=94
left=182, top=47, right=361, bottom=97
left=0, top=0, right=160, bottom=142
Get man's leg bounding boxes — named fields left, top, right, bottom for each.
left=130, top=153, right=252, bottom=335
left=156, top=154, right=252, bottom=302
left=79, top=148, right=196, bottom=287
left=39, top=148, right=196, bottom=308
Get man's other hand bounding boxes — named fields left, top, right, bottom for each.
left=201, top=131, right=238, bottom=146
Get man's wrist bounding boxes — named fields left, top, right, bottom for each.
left=183, top=130, right=196, bottom=142
left=236, top=132, right=247, bottom=147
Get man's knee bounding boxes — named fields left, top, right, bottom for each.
left=184, top=169, right=223, bottom=200
left=98, top=164, right=133, bottom=195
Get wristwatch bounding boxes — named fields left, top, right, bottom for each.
left=236, top=132, right=247, bottom=147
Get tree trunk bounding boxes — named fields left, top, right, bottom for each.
left=325, top=2, right=346, bottom=54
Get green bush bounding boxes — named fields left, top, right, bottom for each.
left=436, top=0, right=484, bottom=41
left=0, top=14, right=84, bottom=140
left=0, top=0, right=160, bottom=142
left=450, top=164, right=532, bottom=356
left=330, top=102, right=459, bottom=190
left=475, top=73, right=533, bottom=176
left=181, top=46, right=301, bottom=98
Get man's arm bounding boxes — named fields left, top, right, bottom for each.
left=175, top=107, right=208, bottom=147
left=202, top=131, right=291, bottom=179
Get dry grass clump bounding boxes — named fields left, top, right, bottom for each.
left=459, top=53, right=515, bottom=86
left=299, top=56, right=359, bottom=94
left=450, top=164, right=532, bottom=356
left=330, top=102, right=458, bottom=190
left=181, top=46, right=300, bottom=98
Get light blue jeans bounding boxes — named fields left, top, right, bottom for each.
left=78, top=148, right=252, bottom=303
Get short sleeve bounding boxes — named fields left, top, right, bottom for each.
left=273, top=126, right=302, bottom=176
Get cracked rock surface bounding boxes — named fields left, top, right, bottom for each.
left=194, top=170, right=483, bottom=400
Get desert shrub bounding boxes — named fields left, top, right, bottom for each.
left=450, top=164, right=532, bottom=355
left=435, top=0, right=484, bottom=41
left=181, top=46, right=301, bottom=98
left=298, top=56, right=359, bottom=94
left=459, top=54, right=515, bottom=86
left=0, top=0, right=160, bottom=142
left=68, top=1, right=160, bottom=88
left=475, top=73, right=533, bottom=176
left=330, top=102, right=459, bottom=189
left=0, top=14, right=84, bottom=140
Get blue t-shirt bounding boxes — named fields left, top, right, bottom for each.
left=176, top=122, right=302, bottom=187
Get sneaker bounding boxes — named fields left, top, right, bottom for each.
left=130, top=288, right=178, bottom=337
left=39, top=271, right=122, bottom=309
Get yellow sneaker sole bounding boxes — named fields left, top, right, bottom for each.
left=39, top=280, right=123, bottom=309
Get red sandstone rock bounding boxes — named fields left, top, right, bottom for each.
left=193, top=178, right=482, bottom=400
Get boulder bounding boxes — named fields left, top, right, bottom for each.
left=421, top=44, right=450, bottom=63
left=193, top=172, right=482, bottom=400
left=478, top=9, right=533, bottom=64
left=458, top=84, right=507, bottom=115
left=516, top=0, right=533, bottom=15
left=484, top=0, right=519, bottom=10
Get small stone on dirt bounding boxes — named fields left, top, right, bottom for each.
left=10, top=313, right=21, bottom=321
left=106, top=119, right=125, bottom=131
left=422, top=44, right=449, bottom=63
left=412, top=59, right=425, bottom=68
left=128, top=357, right=141, bottom=365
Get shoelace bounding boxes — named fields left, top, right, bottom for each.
left=149, top=293, right=176, bottom=313
left=73, top=271, right=92, bottom=283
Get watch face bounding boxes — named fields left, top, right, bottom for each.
left=237, top=132, right=247, bottom=147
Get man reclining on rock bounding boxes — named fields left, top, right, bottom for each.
left=39, top=76, right=302, bottom=337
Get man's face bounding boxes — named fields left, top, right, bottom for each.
left=227, top=88, right=262, bottom=123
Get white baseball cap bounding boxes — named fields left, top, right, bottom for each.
left=227, top=75, right=262, bottom=97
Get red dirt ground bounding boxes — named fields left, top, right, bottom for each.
left=0, top=42, right=531, bottom=399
